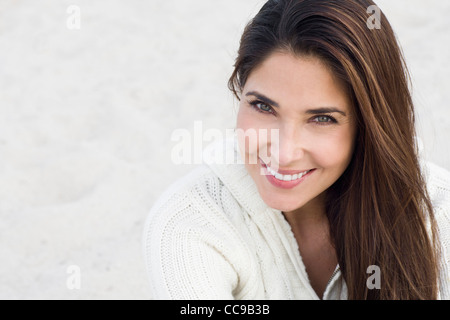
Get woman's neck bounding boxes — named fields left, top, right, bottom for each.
left=282, top=193, right=329, bottom=238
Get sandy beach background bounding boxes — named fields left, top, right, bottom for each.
left=0, top=0, right=449, bottom=299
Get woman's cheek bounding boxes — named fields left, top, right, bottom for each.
left=236, top=108, right=261, bottom=164
left=308, top=130, right=351, bottom=169
left=237, top=108, right=272, bottom=155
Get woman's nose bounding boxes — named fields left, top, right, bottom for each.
left=271, top=126, right=305, bottom=168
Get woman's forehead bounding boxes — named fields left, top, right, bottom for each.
left=244, top=52, right=352, bottom=113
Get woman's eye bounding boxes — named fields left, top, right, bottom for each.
left=312, top=115, right=337, bottom=124
left=258, top=103, right=271, bottom=112
left=250, top=101, right=274, bottom=114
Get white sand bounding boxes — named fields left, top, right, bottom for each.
left=0, top=0, right=448, bottom=299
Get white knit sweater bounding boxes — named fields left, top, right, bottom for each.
left=143, top=136, right=450, bottom=299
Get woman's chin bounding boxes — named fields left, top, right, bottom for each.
left=261, top=197, right=303, bottom=213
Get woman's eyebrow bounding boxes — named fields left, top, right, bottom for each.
left=305, top=108, right=347, bottom=117
left=245, top=91, right=280, bottom=108
left=245, top=91, right=347, bottom=116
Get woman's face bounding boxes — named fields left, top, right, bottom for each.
left=236, top=51, right=356, bottom=214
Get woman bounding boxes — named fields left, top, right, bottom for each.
left=143, top=0, right=450, bottom=299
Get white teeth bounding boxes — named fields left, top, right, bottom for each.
left=266, top=165, right=311, bottom=181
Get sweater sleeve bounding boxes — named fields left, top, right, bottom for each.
left=142, top=169, right=241, bottom=299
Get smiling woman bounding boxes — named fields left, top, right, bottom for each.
left=235, top=53, right=357, bottom=296
left=236, top=53, right=356, bottom=214
left=143, top=0, right=450, bottom=300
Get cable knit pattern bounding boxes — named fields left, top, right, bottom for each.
left=143, top=135, right=450, bottom=299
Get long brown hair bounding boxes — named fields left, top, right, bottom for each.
left=228, top=0, right=440, bottom=299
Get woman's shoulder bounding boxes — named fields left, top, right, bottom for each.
left=148, top=165, right=214, bottom=211
left=144, top=165, right=229, bottom=227
left=142, top=165, right=246, bottom=299
left=422, top=160, right=450, bottom=210
left=423, top=162, right=450, bottom=299
left=143, top=162, right=249, bottom=248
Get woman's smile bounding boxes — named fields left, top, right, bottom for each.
left=259, top=157, right=316, bottom=189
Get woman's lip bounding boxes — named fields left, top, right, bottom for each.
left=259, top=158, right=314, bottom=175
left=261, top=163, right=316, bottom=189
